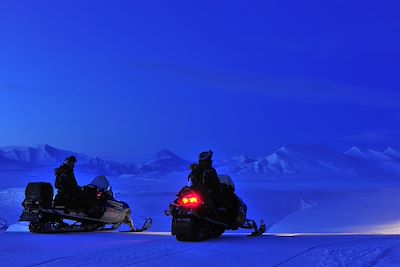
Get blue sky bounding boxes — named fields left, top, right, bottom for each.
left=0, top=1, right=399, bottom=161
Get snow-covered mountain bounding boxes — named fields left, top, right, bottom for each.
left=0, top=145, right=189, bottom=176
left=345, top=146, right=390, bottom=161
left=136, top=149, right=190, bottom=173
left=0, top=144, right=89, bottom=166
left=229, top=144, right=360, bottom=176
left=383, top=147, right=400, bottom=160
left=228, top=144, right=400, bottom=178
left=1, top=144, right=400, bottom=178
left=87, top=157, right=139, bottom=176
left=345, top=146, right=400, bottom=175
left=228, top=154, right=257, bottom=174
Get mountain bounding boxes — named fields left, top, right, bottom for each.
left=345, top=146, right=390, bottom=161
left=136, top=149, right=190, bottom=173
left=0, top=144, right=89, bottom=166
left=345, top=146, right=400, bottom=175
left=228, top=144, right=400, bottom=178
left=228, top=154, right=257, bottom=174
left=383, top=147, right=400, bottom=160
left=231, top=154, right=257, bottom=165
left=1, top=144, right=400, bottom=178
left=0, top=145, right=138, bottom=175
left=87, top=157, right=138, bottom=176
left=230, top=144, right=361, bottom=176
left=0, top=145, right=190, bottom=176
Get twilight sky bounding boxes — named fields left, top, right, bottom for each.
left=0, top=1, right=399, bottom=161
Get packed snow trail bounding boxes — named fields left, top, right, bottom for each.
left=0, top=232, right=399, bottom=267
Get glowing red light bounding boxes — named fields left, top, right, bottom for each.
left=179, top=193, right=202, bottom=207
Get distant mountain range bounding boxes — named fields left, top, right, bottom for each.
left=1, top=144, right=400, bottom=178
left=227, top=144, right=400, bottom=178
left=0, top=145, right=190, bottom=176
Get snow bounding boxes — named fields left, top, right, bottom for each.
left=0, top=188, right=24, bottom=209
left=3, top=144, right=400, bottom=179
left=0, top=144, right=89, bottom=166
left=5, top=222, right=29, bottom=232
left=0, top=145, right=190, bottom=176
left=0, top=232, right=399, bottom=266
left=0, top=145, right=399, bottom=266
left=1, top=170, right=399, bottom=234
left=384, top=147, right=400, bottom=159
left=345, top=146, right=390, bottom=161
left=136, top=149, right=190, bottom=173
left=229, top=144, right=362, bottom=177
left=345, top=146, right=400, bottom=176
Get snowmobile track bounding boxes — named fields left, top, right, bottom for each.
left=271, top=236, right=397, bottom=267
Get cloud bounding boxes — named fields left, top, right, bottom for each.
left=280, top=81, right=400, bottom=109
left=344, top=129, right=400, bottom=143
left=0, top=83, right=58, bottom=96
left=129, top=61, right=400, bottom=109
left=0, top=83, right=30, bottom=91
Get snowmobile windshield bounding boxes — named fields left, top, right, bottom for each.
left=218, top=175, right=235, bottom=191
left=89, top=175, right=111, bottom=191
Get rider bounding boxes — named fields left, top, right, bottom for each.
left=188, top=151, right=222, bottom=218
left=54, top=156, right=81, bottom=207
left=188, top=151, right=221, bottom=198
left=54, top=156, right=107, bottom=218
left=188, top=151, right=246, bottom=226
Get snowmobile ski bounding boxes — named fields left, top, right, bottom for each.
left=247, top=219, right=266, bottom=237
left=120, top=217, right=152, bottom=233
left=239, top=219, right=266, bottom=237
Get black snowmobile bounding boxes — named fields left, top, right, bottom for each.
left=166, top=175, right=265, bottom=241
left=20, top=175, right=152, bottom=233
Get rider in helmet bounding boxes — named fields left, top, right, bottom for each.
left=55, top=157, right=79, bottom=195
left=53, top=156, right=106, bottom=218
left=54, top=156, right=90, bottom=210
left=189, top=150, right=221, bottom=198
left=188, top=151, right=222, bottom=218
left=189, top=151, right=246, bottom=226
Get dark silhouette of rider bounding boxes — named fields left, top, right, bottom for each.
left=188, top=151, right=246, bottom=226
left=54, top=156, right=106, bottom=218
left=55, top=156, right=79, bottom=194
left=54, top=156, right=83, bottom=209
left=188, top=151, right=221, bottom=198
left=188, top=151, right=222, bottom=219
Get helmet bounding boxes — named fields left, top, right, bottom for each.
left=65, top=156, right=77, bottom=163
left=198, top=150, right=213, bottom=162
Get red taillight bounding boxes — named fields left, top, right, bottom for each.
left=96, top=192, right=103, bottom=200
left=179, top=193, right=202, bottom=208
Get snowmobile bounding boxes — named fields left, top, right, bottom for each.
left=165, top=175, right=265, bottom=241
left=20, top=175, right=152, bottom=233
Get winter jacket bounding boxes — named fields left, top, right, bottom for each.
left=54, top=164, right=80, bottom=195
left=189, top=166, right=221, bottom=197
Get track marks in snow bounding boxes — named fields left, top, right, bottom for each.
left=123, top=248, right=194, bottom=266
left=369, top=244, right=400, bottom=267
left=20, top=237, right=199, bottom=267
left=273, top=236, right=400, bottom=267
left=1, top=233, right=399, bottom=266
left=28, top=255, right=86, bottom=267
